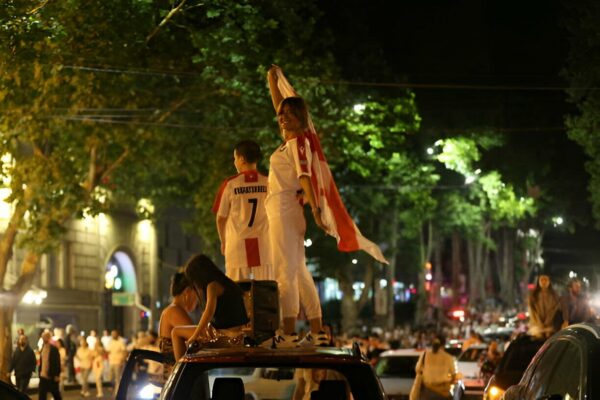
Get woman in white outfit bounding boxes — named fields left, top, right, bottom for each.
left=266, top=65, right=328, bottom=346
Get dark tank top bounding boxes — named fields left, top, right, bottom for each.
left=212, top=280, right=249, bottom=329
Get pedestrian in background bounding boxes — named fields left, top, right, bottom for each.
left=76, top=338, right=94, bottom=397
left=107, top=330, right=127, bottom=393
left=411, top=334, right=456, bottom=400
left=92, top=342, right=105, bottom=398
left=55, top=338, right=67, bottom=394
left=561, top=278, right=596, bottom=327
left=86, top=329, right=98, bottom=349
left=528, top=274, right=561, bottom=339
left=64, top=325, right=77, bottom=384
left=38, top=330, right=62, bottom=400
left=10, top=334, right=36, bottom=393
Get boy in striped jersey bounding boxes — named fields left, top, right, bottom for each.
left=212, top=140, right=273, bottom=281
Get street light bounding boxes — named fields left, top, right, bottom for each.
left=22, top=288, right=47, bottom=305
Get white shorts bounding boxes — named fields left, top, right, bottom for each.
left=226, top=265, right=274, bottom=281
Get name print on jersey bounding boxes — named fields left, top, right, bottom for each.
left=233, top=185, right=267, bottom=195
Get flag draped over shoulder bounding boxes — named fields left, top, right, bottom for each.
left=274, top=69, right=389, bottom=264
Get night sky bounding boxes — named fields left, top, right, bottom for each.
left=322, top=0, right=598, bottom=278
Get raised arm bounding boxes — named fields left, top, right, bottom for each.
left=267, top=65, right=284, bottom=112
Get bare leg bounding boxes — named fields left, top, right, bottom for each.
left=283, top=317, right=296, bottom=335
left=171, top=325, right=197, bottom=360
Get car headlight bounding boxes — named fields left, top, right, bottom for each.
left=485, top=385, right=504, bottom=400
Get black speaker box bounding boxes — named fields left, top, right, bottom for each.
left=237, top=280, right=279, bottom=344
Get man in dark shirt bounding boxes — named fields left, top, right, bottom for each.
left=561, top=278, right=596, bottom=327
left=38, top=330, right=62, bottom=400
left=10, top=335, right=36, bottom=393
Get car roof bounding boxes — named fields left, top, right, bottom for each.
left=464, top=343, right=488, bottom=350
left=379, top=348, right=424, bottom=357
left=181, top=345, right=368, bottom=365
left=567, top=323, right=600, bottom=339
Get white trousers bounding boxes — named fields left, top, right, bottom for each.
left=267, top=202, right=322, bottom=320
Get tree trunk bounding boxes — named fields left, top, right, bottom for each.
left=415, top=220, right=434, bottom=326
left=386, top=204, right=400, bottom=330
left=451, top=232, right=461, bottom=306
left=339, top=263, right=373, bottom=334
left=0, top=306, right=15, bottom=383
left=499, top=228, right=516, bottom=307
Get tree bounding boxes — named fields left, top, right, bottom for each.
left=0, top=0, right=343, bottom=379
left=433, top=137, right=536, bottom=308
left=563, top=0, right=600, bottom=226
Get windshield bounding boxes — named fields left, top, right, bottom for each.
left=499, top=341, right=543, bottom=372
left=458, top=347, right=486, bottom=362
left=375, top=355, right=419, bottom=378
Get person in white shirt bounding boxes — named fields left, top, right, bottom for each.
left=75, top=338, right=94, bottom=397
left=107, top=330, right=126, bottom=393
left=267, top=65, right=328, bottom=347
left=86, top=329, right=98, bottom=350
left=212, top=140, right=273, bottom=281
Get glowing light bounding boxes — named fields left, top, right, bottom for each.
left=21, top=289, right=47, bottom=305
left=304, top=238, right=313, bottom=247
left=379, top=279, right=388, bottom=288
left=552, top=216, right=564, bottom=227
left=137, top=219, right=154, bottom=242
left=114, top=277, right=122, bottom=290
left=569, top=271, right=577, bottom=279
left=98, top=213, right=110, bottom=234
left=465, top=175, right=476, bottom=185
left=137, top=198, right=155, bottom=216
left=352, top=258, right=358, bottom=265
left=426, top=147, right=434, bottom=155
left=138, top=383, right=161, bottom=400
left=425, top=273, right=433, bottom=281
left=353, top=103, right=366, bottom=114
left=475, top=169, right=482, bottom=175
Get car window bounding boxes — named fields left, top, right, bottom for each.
left=176, top=367, right=352, bottom=400
left=375, top=355, right=420, bottom=378
left=458, top=347, right=485, bottom=362
left=525, top=340, right=569, bottom=399
left=540, top=340, right=582, bottom=400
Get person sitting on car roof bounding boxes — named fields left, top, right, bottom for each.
left=528, top=274, right=561, bottom=339
left=171, top=254, right=249, bottom=360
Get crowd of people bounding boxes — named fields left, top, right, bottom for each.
left=9, top=326, right=157, bottom=399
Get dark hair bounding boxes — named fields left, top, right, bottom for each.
left=184, top=254, right=230, bottom=296
left=278, top=97, right=309, bottom=129
left=170, top=271, right=190, bottom=296
left=531, top=274, right=557, bottom=302
left=431, top=333, right=446, bottom=353
left=234, top=140, right=262, bottom=164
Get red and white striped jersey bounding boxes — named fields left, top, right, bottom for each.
left=212, top=170, right=270, bottom=270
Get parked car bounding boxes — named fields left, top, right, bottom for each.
left=455, top=343, right=488, bottom=395
left=482, top=334, right=544, bottom=400
left=0, top=381, right=30, bottom=400
left=502, top=323, right=600, bottom=400
left=374, top=348, right=424, bottom=400
left=117, top=343, right=386, bottom=400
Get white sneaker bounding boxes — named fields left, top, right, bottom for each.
left=299, top=331, right=330, bottom=347
left=275, top=332, right=300, bottom=348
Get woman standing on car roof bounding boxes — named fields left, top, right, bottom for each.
left=171, top=254, right=249, bottom=360
left=528, top=274, right=561, bottom=339
left=266, top=65, right=329, bottom=347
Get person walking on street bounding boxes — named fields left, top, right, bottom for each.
left=107, top=330, right=127, bottom=393
left=561, top=278, right=596, bottom=327
left=55, top=339, right=67, bottom=394
left=64, top=325, right=77, bottom=384
left=10, top=334, right=36, bottom=393
left=38, top=330, right=63, bottom=400
left=411, top=334, right=456, bottom=400
left=76, top=337, right=94, bottom=397
left=92, top=342, right=105, bottom=398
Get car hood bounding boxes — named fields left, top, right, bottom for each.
left=378, top=377, right=414, bottom=395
